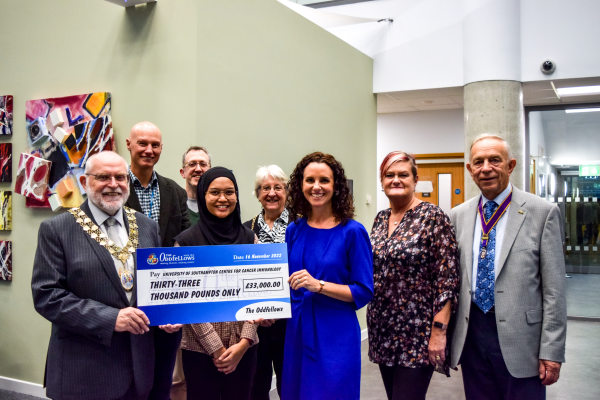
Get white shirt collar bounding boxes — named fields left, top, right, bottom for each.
left=481, top=183, right=513, bottom=205
left=88, top=200, right=125, bottom=228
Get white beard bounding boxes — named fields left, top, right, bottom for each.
left=88, top=189, right=130, bottom=216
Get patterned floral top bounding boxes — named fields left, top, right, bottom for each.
left=367, top=202, right=459, bottom=371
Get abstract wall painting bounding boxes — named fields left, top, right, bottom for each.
left=0, top=241, right=12, bottom=281
left=0, top=95, right=13, bottom=136
left=0, top=191, right=12, bottom=230
left=15, top=153, right=51, bottom=202
left=0, top=143, right=11, bottom=182
left=25, top=92, right=115, bottom=208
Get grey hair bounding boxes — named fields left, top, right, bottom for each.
left=253, top=165, right=289, bottom=198
left=181, top=146, right=211, bottom=168
left=469, top=133, right=513, bottom=160
left=84, top=151, right=127, bottom=174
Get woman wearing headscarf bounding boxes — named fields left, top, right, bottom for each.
left=174, top=167, right=258, bottom=400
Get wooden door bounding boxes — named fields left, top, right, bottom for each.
left=415, top=162, right=465, bottom=209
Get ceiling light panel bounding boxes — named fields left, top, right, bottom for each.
left=556, top=85, right=600, bottom=97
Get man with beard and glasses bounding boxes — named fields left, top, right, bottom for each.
left=32, top=151, right=181, bottom=400
left=125, top=121, right=190, bottom=399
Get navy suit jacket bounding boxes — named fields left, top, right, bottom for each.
left=32, top=200, right=161, bottom=400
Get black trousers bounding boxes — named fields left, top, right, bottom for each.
left=378, top=364, right=434, bottom=400
left=460, top=305, right=545, bottom=400
left=182, top=346, right=258, bottom=400
left=251, top=324, right=286, bottom=400
left=149, top=328, right=182, bottom=400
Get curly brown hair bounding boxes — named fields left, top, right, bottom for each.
left=287, top=152, right=355, bottom=224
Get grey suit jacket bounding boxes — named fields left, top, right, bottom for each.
left=449, top=187, right=567, bottom=378
left=31, top=200, right=161, bottom=400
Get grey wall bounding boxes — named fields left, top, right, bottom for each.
left=0, top=0, right=376, bottom=384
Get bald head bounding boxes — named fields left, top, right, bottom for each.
left=129, top=121, right=162, bottom=142
left=126, top=121, right=163, bottom=171
left=85, top=151, right=128, bottom=174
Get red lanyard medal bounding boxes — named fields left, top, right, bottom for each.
left=478, top=191, right=512, bottom=259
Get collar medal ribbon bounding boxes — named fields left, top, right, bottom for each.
left=478, top=191, right=512, bottom=259
left=69, top=207, right=139, bottom=291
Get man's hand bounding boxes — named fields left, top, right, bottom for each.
left=213, top=339, right=250, bottom=374
left=115, top=307, right=150, bottom=334
left=159, top=324, right=183, bottom=333
left=539, top=360, right=561, bottom=385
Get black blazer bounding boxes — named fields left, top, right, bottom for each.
left=31, top=201, right=161, bottom=400
left=126, top=172, right=191, bottom=248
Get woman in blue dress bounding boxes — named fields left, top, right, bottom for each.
left=281, top=152, right=374, bottom=400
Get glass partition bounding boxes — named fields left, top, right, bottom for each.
left=527, top=105, right=600, bottom=318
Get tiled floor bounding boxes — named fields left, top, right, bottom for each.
left=270, top=320, right=600, bottom=400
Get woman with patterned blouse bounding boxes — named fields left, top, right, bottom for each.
left=243, top=165, right=291, bottom=400
left=368, top=151, right=460, bottom=400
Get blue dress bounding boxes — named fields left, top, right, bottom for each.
left=282, top=219, right=374, bottom=400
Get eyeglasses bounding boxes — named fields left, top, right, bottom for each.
left=184, top=161, right=210, bottom=169
left=259, top=185, right=285, bottom=193
left=86, top=173, right=129, bottom=183
left=205, top=189, right=237, bottom=199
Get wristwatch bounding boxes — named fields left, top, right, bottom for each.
left=433, top=321, right=448, bottom=330
left=318, top=280, right=325, bottom=293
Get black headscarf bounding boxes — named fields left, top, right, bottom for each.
left=194, top=167, right=248, bottom=245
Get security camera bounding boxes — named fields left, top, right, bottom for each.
left=540, top=60, right=556, bottom=75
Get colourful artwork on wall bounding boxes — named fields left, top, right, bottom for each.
left=0, top=241, right=12, bottom=281
left=0, top=96, right=13, bottom=136
left=0, top=191, right=11, bottom=230
left=0, top=143, right=11, bottom=182
left=15, top=153, right=51, bottom=202
left=25, top=92, right=115, bottom=208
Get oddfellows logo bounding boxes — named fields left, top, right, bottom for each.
left=147, top=253, right=159, bottom=265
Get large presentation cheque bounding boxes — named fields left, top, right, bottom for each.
left=136, top=243, right=291, bottom=326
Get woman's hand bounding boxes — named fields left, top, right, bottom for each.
left=288, top=269, right=320, bottom=292
left=428, top=328, right=447, bottom=367
left=213, top=339, right=250, bottom=374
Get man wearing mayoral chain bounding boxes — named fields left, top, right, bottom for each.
left=449, top=134, right=567, bottom=400
left=32, top=151, right=180, bottom=400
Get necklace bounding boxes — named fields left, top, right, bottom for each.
left=69, top=207, right=139, bottom=291
left=390, top=197, right=417, bottom=227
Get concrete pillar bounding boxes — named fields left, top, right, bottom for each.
left=463, top=80, right=525, bottom=200
left=462, top=0, right=524, bottom=200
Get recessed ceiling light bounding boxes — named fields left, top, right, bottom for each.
left=565, top=108, right=600, bottom=113
left=556, top=85, right=600, bottom=96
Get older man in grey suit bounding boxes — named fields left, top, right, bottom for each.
left=32, top=151, right=180, bottom=400
left=450, top=134, right=566, bottom=400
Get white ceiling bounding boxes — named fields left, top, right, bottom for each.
left=377, top=76, right=600, bottom=114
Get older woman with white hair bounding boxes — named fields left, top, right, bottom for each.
left=243, top=164, right=290, bottom=400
